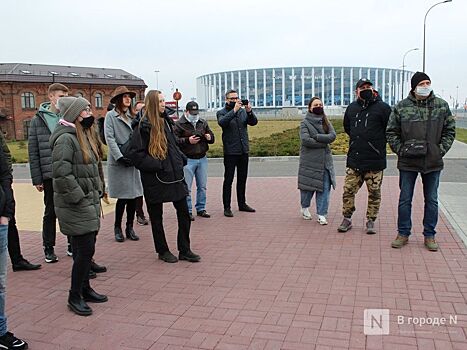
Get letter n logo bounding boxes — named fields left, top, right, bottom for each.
left=364, top=309, right=390, bottom=335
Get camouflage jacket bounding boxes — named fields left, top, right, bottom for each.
left=386, top=92, right=456, bottom=173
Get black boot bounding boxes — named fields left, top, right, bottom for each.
left=90, top=259, right=107, bottom=273
left=114, top=226, right=124, bottom=242
left=83, top=286, right=108, bottom=303
left=125, top=223, right=139, bottom=241
left=68, top=291, right=92, bottom=316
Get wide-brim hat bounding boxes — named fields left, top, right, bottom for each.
left=110, top=86, right=136, bottom=104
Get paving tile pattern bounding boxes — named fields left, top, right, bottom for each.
left=6, top=176, right=467, bottom=349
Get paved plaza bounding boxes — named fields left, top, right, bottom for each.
left=5, top=171, right=467, bottom=349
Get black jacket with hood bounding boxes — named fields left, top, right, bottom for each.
left=343, top=95, right=392, bottom=171
left=129, top=114, right=188, bottom=204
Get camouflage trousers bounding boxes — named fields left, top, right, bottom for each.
left=342, top=168, right=383, bottom=221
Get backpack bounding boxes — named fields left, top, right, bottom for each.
left=97, top=117, right=106, bottom=145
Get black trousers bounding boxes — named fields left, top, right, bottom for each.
left=70, top=232, right=96, bottom=294
left=115, top=198, right=136, bottom=227
left=7, top=217, right=23, bottom=264
left=42, top=179, right=57, bottom=247
left=147, top=198, right=191, bottom=254
left=222, top=154, right=249, bottom=210
left=135, top=196, right=146, bottom=218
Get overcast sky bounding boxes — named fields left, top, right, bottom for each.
left=2, top=0, right=466, bottom=108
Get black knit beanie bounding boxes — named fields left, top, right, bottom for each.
left=411, top=72, right=431, bottom=91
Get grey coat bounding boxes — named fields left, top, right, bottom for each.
left=104, top=109, right=143, bottom=199
left=298, top=113, right=336, bottom=192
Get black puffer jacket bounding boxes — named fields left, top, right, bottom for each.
left=343, top=97, right=392, bottom=171
left=129, top=115, right=188, bottom=204
left=173, top=115, right=215, bottom=159
left=0, top=146, right=14, bottom=220
left=28, top=103, right=57, bottom=185
left=217, top=106, right=258, bottom=155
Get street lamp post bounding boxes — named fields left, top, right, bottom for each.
left=48, top=71, right=59, bottom=83
left=272, top=76, right=277, bottom=118
left=154, top=70, right=160, bottom=90
left=423, top=0, right=452, bottom=72
left=402, top=48, right=419, bottom=99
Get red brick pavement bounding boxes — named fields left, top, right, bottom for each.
left=6, top=176, right=467, bottom=349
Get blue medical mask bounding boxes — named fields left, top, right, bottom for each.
left=186, top=113, right=199, bottom=125
left=415, top=86, right=433, bottom=97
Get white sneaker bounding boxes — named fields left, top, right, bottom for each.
left=317, top=215, right=328, bottom=225
left=300, top=207, right=312, bottom=220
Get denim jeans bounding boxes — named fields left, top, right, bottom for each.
left=0, top=223, right=9, bottom=337
left=398, top=170, right=441, bottom=237
left=300, top=170, right=331, bottom=216
left=184, top=156, right=208, bottom=213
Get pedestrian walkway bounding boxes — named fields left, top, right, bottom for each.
left=7, top=176, right=467, bottom=349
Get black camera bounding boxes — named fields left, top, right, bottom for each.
left=241, top=99, right=249, bottom=106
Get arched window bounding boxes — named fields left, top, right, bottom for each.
left=95, top=93, right=103, bottom=108
left=21, top=92, right=35, bottom=109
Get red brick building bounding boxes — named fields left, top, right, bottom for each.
left=0, top=63, right=147, bottom=140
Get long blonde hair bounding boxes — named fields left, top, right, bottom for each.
left=144, top=90, right=167, bottom=159
left=75, top=121, right=102, bottom=164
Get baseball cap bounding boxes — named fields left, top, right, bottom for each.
left=355, top=78, right=373, bottom=89
left=186, top=101, right=199, bottom=115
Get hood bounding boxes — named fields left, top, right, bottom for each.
left=49, top=124, right=76, bottom=148
left=38, top=102, right=59, bottom=118
left=139, top=113, right=173, bottom=132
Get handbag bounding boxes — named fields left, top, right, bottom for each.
left=117, top=134, right=132, bottom=158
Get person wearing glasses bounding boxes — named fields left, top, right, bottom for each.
left=217, top=89, right=258, bottom=217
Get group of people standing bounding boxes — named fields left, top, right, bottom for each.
left=298, top=72, right=455, bottom=252
left=0, top=70, right=455, bottom=349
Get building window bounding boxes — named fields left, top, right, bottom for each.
left=95, top=93, right=103, bottom=108
left=21, top=92, right=35, bottom=109
left=75, top=92, right=83, bottom=98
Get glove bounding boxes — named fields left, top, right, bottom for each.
left=117, top=157, right=133, bottom=167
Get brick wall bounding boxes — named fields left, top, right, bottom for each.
left=0, top=82, right=145, bottom=140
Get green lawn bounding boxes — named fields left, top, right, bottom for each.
left=7, top=121, right=466, bottom=163
left=455, top=127, right=467, bottom=144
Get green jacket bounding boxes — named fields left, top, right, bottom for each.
left=50, top=125, right=102, bottom=236
left=386, top=92, right=455, bottom=173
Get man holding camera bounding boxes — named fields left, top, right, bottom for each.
left=174, top=101, right=215, bottom=221
left=217, top=90, right=258, bottom=217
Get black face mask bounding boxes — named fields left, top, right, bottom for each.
left=311, top=106, right=324, bottom=115
left=225, top=101, right=236, bottom=110
left=359, top=89, right=374, bottom=102
left=80, top=116, right=95, bottom=129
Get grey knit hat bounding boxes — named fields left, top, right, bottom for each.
left=58, top=96, right=90, bottom=123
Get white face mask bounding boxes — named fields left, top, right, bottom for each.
left=186, top=113, right=199, bottom=125
left=415, top=86, right=432, bottom=97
